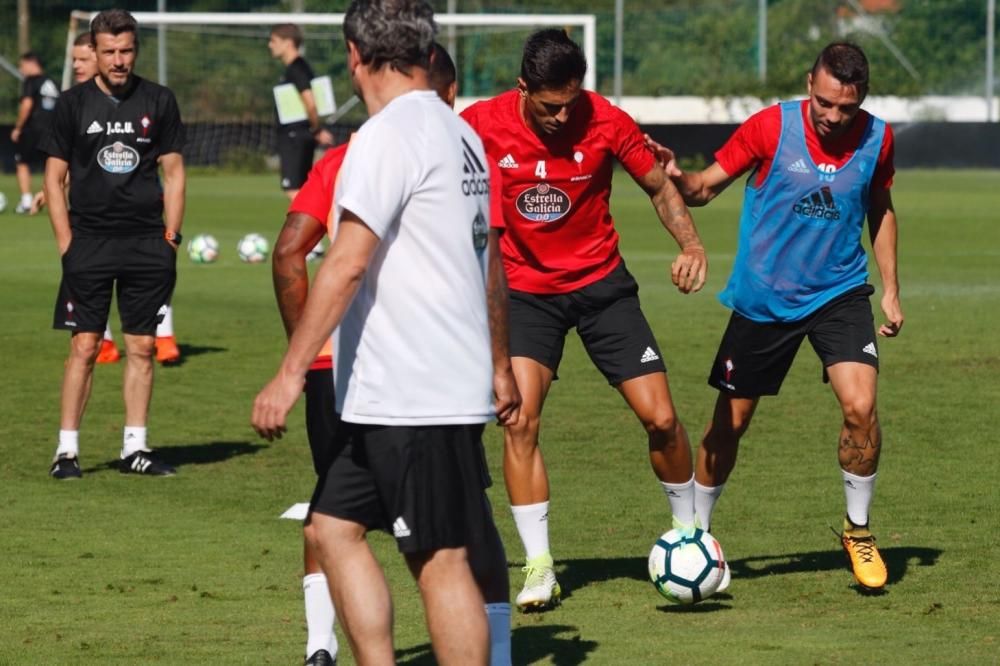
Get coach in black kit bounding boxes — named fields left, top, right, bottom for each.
left=41, top=9, right=186, bottom=479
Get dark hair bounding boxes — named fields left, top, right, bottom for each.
left=91, top=9, right=139, bottom=49
left=73, top=32, right=94, bottom=48
left=811, top=42, right=869, bottom=98
left=18, top=52, right=41, bottom=66
left=343, top=0, right=437, bottom=75
left=270, top=23, right=304, bottom=48
left=428, top=42, right=456, bottom=91
left=520, top=28, right=587, bottom=92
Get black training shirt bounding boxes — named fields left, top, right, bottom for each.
left=41, top=76, right=185, bottom=237
left=277, top=56, right=315, bottom=132
left=20, top=74, right=60, bottom=132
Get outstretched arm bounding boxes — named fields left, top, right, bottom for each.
left=643, top=133, right=737, bottom=206
left=272, top=211, right=327, bottom=339
left=868, top=187, right=903, bottom=337
left=633, top=165, right=707, bottom=294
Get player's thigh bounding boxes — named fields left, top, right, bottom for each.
left=52, top=237, right=116, bottom=333
left=707, top=312, right=806, bottom=398
left=808, top=284, right=879, bottom=379
left=576, top=263, right=667, bottom=385
left=509, top=289, right=572, bottom=376
left=309, top=422, right=383, bottom=530
left=364, top=423, right=495, bottom=554
left=116, top=237, right=177, bottom=336
left=304, top=368, right=344, bottom=477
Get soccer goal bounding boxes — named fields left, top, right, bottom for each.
left=64, top=10, right=596, bottom=167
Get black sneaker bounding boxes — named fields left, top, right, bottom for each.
left=305, top=649, right=335, bottom=666
left=119, top=450, right=176, bottom=476
left=50, top=454, right=82, bottom=479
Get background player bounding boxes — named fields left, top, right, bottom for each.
left=649, top=42, right=901, bottom=591
left=11, top=52, right=59, bottom=214
left=268, top=23, right=334, bottom=201
left=461, top=28, right=708, bottom=611
left=42, top=9, right=186, bottom=479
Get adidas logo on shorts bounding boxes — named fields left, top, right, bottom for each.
left=393, top=517, right=411, bottom=538
left=862, top=342, right=878, bottom=358
left=640, top=347, right=660, bottom=363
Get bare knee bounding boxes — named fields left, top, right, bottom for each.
left=842, top=397, right=877, bottom=431
left=505, top=409, right=540, bottom=453
left=69, top=334, right=102, bottom=364
left=641, top=409, right=679, bottom=439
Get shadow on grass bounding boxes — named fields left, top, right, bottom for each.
left=729, top=545, right=941, bottom=588
left=395, top=624, right=599, bottom=665
left=83, top=440, right=266, bottom=473
left=156, top=343, right=228, bottom=368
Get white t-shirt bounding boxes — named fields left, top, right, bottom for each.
left=333, top=90, right=494, bottom=425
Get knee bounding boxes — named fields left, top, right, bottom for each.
left=125, top=339, right=155, bottom=364
left=641, top=409, right=679, bottom=439
left=505, top=410, right=541, bottom=450
left=303, top=521, right=321, bottom=553
left=842, top=397, right=877, bottom=431
left=70, top=334, right=102, bottom=363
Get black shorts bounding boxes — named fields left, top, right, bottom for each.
left=304, top=368, right=343, bottom=477
left=277, top=128, right=316, bottom=191
left=310, top=422, right=495, bottom=554
left=708, top=284, right=879, bottom=398
left=14, top=129, right=44, bottom=167
left=509, top=260, right=667, bottom=385
left=53, top=236, right=176, bottom=336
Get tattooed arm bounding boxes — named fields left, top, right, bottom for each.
left=272, top=211, right=328, bottom=338
left=634, top=165, right=708, bottom=294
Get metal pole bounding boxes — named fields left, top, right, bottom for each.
left=18, top=0, right=30, bottom=54
left=447, top=0, right=457, bottom=60
left=614, top=0, right=623, bottom=104
left=758, top=0, right=767, bottom=83
left=157, top=0, right=167, bottom=85
left=988, top=0, right=996, bottom=122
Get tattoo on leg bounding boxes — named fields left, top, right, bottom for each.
left=838, top=421, right=881, bottom=476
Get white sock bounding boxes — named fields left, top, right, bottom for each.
left=156, top=304, right=174, bottom=337
left=56, top=430, right=79, bottom=459
left=121, top=426, right=148, bottom=458
left=303, top=573, right=337, bottom=658
left=842, top=470, right=877, bottom=527
left=20, top=192, right=33, bottom=208
left=103, top=325, right=114, bottom=342
left=511, top=501, right=550, bottom=561
left=694, top=480, right=725, bottom=532
left=485, top=602, right=511, bottom=666
left=661, top=476, right=695, bottom=526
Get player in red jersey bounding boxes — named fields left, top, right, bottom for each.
left=462, top=29, right=708, bottom=611
left=273, top=43, right=515, bottom=666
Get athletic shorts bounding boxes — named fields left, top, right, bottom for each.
left=310, top=422, right=495, bottom=554
left=304, top=368, right=343, bottom=477
left=13, top=129, right=44, bottom=167
left=708, top=284, right=879, bottom=398
left=508, top=260, right=667, bottom=385
left=53, top=236, right=176, bottom=336
left=277, top=128, right=316, bottom=191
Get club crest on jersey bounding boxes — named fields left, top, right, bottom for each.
left=137, top=115, right=153, bottom=143
left=472, top=208, right=488, bottom=253
left=106, top=121, right=134, bottom=135
left=515, top=183, right=571, bottom=223
left=97, top=142, right=140, bottom=174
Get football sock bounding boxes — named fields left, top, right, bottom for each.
left=303, top=573, right=337, bottom=659
left=103, top=325, right=114, bottom=342
left=20, top=192, right=33, bottom=209
left=485, top=602, right=511, bottom=666
left=511, top=501, right=550, bottom=561
left=156, top=305, right=174, bottom=337
left=842, top=470, right=877, bottom=527
left=661, top=477, right=696, bottom=526
left=121, top=426, right=148, bottom=458
left=56, top=429, right=79, bottom=459
left=694, top=480, right=725, bottom=532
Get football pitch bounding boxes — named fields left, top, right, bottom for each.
left=1, top=169, right=997, bottom=664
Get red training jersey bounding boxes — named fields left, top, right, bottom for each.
left=715, top=100, right=895, bottom=189
left=288, top=143, right=349, bottom=370
left=462, top=89, right=655, bottom=294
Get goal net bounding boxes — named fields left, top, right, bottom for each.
left=64, top=11, right=596, bottom=168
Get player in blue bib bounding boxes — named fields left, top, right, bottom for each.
left=649, top=42, right=903, bottom=592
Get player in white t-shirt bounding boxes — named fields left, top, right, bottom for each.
left=252, top=2, right=517, bottom=664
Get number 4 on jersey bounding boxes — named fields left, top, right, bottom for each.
left=535, top=160, right=547, bottom=179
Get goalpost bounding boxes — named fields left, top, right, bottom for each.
left=64, top=11, right=596, bottom=167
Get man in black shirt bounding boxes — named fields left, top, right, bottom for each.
left=11, top=52, right=59, bottom=214
left=268, top=23, right=333, bottom=200
left=41, top=9, right=186, bottom=479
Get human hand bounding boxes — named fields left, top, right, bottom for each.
left=493, top=367, right=521, bottom=426
left=30, top=191, right=46, bottom=215
left=879, top=292, right=903, bottom=337
left=643, top=133, right=682, bottom=177
left=316, top=129, right=334, bottom=146
left=11, top=128, right=21, bottom=143
left=670, top=246, right=707, bottom=294
left=251, top=370, right=304, bottom=440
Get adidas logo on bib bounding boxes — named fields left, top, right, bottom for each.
left=787, top=158, right=810, bottom=173
left=640, top=347, right=660, bottom=363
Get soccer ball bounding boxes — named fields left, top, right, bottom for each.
left=0, top=192, right=7, bottom=214
left=237, top=233, right=270, bottom=264
left=648, top=527, right=726, bottom=604
left=187, top=233, right=219, bottom=264
left=306, top=238, right=325, bottom=262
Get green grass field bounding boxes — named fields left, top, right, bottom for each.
left=1, top=169, right=998, bottom=664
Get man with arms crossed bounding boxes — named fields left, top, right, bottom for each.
left=461, top=28, right=708, bottom=610
left=268, top=23, right=334, bottom=200
left=254, top=2, right=516, bottom=663
left=651, top=42, right=902, bottom=591
left=43, top=9, right=186, bottom=479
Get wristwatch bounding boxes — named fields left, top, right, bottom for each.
left=165, top=230, right=183, bottom=245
